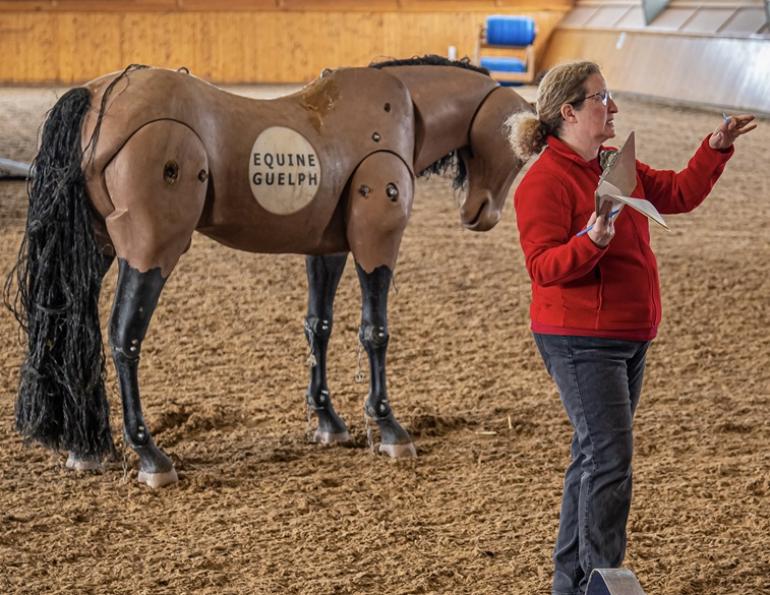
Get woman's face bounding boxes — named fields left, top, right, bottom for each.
left=572, top=73, right=618, bottom=144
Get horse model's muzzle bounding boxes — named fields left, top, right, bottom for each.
left=461, top=194, right=501, bottom=231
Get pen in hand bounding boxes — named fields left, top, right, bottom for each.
left=576, top=208, right=620, bottom=237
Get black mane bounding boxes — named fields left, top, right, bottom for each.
left=370, top=54, right=489, bottom=76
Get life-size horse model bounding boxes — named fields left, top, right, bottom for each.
left=6, top=56, right=529, bottom=488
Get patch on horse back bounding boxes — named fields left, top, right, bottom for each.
left=249, top=126, right=322, bottom=215
left=300, top=76, right=340, bottom=132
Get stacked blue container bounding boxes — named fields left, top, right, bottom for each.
left=486, top=15, right=537, bottom=46
left=479, top=15, right=537, bottom=86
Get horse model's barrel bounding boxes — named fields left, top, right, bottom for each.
left=485, top=15, right=537, bottom=46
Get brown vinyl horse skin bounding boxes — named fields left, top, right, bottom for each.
left=9, top=58, right=530, bottom=488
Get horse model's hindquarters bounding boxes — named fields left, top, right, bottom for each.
left=101, top=119, right=209, bottom=277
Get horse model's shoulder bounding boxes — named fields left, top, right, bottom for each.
left=374, top=64, right=498, bottom=121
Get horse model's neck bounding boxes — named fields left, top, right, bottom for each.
left=376, top=65, right=500, bottom=173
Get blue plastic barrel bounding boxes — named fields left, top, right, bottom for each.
left=486, top=16, right=536, bottom=46
left=479, top=57, right=526, bottom=86
left=479, top=57, right=526, bottom=73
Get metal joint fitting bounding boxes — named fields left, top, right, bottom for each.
left=360, top=324, right=389, bottom=347
left=304, top=316, right=332, bottom=340
left=365, top=400, right=391, bottom=420
left=306, top=389, right=330, bottom=409
left=110, top=343, right=141, bottom=362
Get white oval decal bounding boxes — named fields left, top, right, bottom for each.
left=248, top=126, right=321, bottom=215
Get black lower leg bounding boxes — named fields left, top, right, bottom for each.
left=305, top=253, right=349, bottom=441
left=109, top=259, right=172, bottom=474
left=356, top=263, right=412, bottom=450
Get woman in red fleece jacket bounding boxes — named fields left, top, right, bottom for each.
left=507, top=61, right=755, bottom=595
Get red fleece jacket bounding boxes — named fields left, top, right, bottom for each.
left=514, top=134, right=733, bottom=341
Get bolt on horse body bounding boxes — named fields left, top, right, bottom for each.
left=6, top=57, right=530, bottom=488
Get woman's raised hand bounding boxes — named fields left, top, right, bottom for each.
left=710, top=114, right=757, bottom=150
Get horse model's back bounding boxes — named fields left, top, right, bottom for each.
left=7, top=58, right=530, bottom=487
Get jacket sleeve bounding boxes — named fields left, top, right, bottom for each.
left=514, top=172, right=606, bottom=288
left=638, top=134, right=734, bottom=215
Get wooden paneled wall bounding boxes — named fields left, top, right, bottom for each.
left=0, top=1, right=570, bottom=84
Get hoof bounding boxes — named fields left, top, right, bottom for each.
left=312, top=428, right=352, bottom=445
left=365, top=412, right=416, bottom=458
left=66, top=452, right=102, bottom=471
left=378, top=442, right=417, bottom=459
left=137, top=467, right=178, bottom=489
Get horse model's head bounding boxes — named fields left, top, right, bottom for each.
left=458, top=86, right=532, bottom=231
left=370, top=56, right=534, bottom=232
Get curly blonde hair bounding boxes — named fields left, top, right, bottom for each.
left=505, top=61, right=601, bottom=161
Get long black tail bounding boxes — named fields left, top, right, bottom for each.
left=4, top=87, right=114, bottom=458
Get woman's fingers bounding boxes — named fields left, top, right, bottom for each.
left=726, top=114, right=757, bottom=135
left=711, top=113, right=757, bottom=148
left=587, top=206, right=615, bottom=247
left=736, top=122, right=758, bottom=136
left=597, top=200, right=614, bottom=218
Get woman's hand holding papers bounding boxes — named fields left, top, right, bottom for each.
left=586, top=200, right=616, bottom=247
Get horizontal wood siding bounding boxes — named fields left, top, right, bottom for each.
left=0, top=5, right=568, bottom=83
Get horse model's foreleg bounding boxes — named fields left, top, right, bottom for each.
left=304, top=253, right=351, bottom=444
left=346, top=151, right=416, bottom=458
left=102, top=120, right=209, bottom=487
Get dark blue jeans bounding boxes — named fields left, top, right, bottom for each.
left=533, top=333, right=650, bottom=595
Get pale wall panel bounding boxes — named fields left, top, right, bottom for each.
left=543, top=29, right=770, bottom=115
left=0, top=9, right=568, bottom=84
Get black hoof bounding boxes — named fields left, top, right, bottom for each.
left=365, top=411, right=416, bottom=458
left=130, top=437, right=174, bottom=474
left=131, top=440, right=177, bottom=488
left=66, top=452, right=102, bottom=471
left=308, top=399, right=351, bottom=445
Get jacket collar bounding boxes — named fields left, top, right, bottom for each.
left=546, top=135, right=604, bottom=174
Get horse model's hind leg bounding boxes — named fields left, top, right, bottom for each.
left=346, top=152, right=416, bottom=458
left=110, top=260, right=174, bottom=487
left=102, top=120, right=208, bottom=487
left=304, top=253, right=351, bottom=444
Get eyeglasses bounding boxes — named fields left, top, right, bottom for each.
left=584, top=89, right=613, bottom=106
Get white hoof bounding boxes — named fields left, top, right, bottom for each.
left=378, top=442, right=417, bottom=458
left=137, top=467, right=178, bottom=489
left=66, top=452, right=102, bottom=471
left=313, top=429, right=351, bottom=445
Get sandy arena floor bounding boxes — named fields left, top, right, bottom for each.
left=0, top=84, right=768, bottom=595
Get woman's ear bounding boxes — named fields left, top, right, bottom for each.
left=560, top=102, right=577, bottom=123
